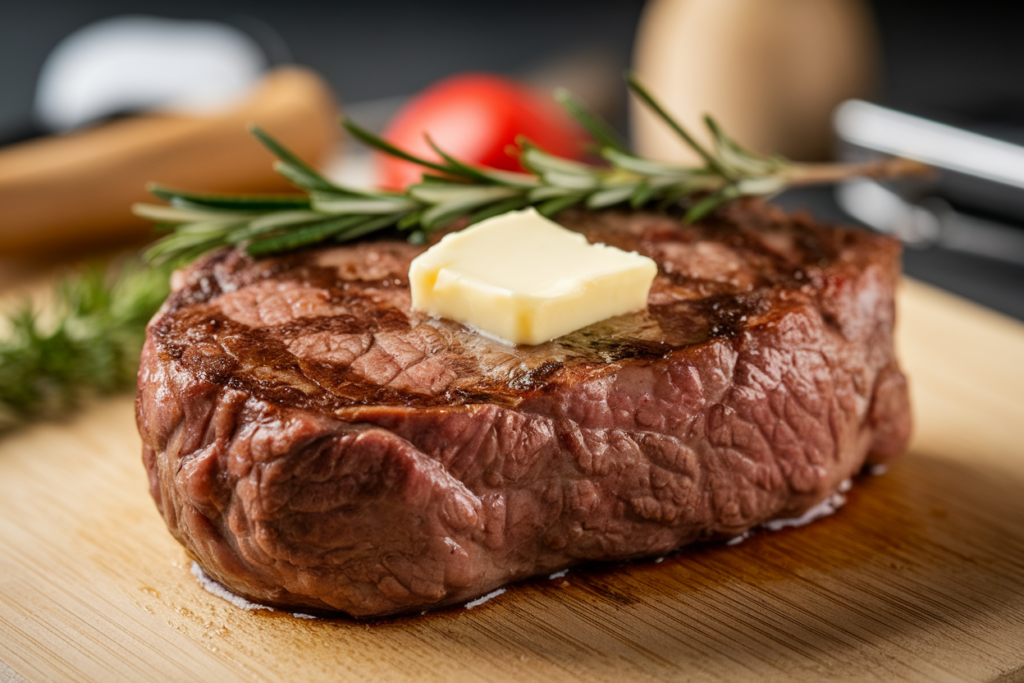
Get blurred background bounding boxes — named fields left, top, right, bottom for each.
left=2, top=0, right=1024, bottom=319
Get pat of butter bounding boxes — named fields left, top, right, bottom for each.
left=409, top=208, right=658, bottom=345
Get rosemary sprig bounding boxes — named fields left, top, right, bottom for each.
left=136, top=76, right=929, bottom=264
left=0, top=258, right=173, bottom=429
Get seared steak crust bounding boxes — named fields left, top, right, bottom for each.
left=137, top=203, right=910, bottom=617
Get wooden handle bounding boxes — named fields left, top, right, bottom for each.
left=0, top=67, right=339, bottom=255
left=632, top=0, right=878, bottom=163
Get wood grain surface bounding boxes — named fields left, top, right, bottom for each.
left=1, top=278, right=1023, bottom=683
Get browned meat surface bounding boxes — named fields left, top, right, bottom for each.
left=136, top=202, right=911, bottom=617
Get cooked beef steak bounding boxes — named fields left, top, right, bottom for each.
left=137, top=202, right=911, bottom=617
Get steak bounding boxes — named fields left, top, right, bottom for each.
left=136, top=202, right=911, bottom=618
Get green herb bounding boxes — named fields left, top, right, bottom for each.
left=137, top=75, right=928, bottom=264
left=0, top=258, right=173, bottom=429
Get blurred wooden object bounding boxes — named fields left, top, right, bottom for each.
left=0, top=67, right=338, bottom=255
left=633, top=0, right=877, bottom=163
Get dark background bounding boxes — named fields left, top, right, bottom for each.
left=3, top=0, right=1024, bottom=319
left=0, top=0, right=649, bottom=134
left=7, top=2, right=1024, bottom=132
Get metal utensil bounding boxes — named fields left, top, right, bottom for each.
left=833, top=99, right=1024, bottom=267
left=836, top=178, right=1024, bottom=267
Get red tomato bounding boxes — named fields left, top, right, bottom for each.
left=376, top=73, right=588, bottom=190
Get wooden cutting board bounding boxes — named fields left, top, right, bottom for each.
left=1, top=278, right=1023, bottom=683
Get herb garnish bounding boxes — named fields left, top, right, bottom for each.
left=0, top=260, right=172, bottom=429
left=136, top=75, right=926, bottom=265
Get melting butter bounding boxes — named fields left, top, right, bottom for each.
left=409, top=208, right=658, bottom=345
